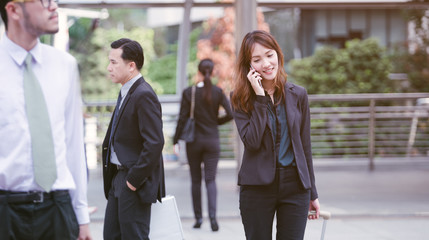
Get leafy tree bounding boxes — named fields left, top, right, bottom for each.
left=390, top=46, right=429, bottom=92
left=289, top=38, right=393, bottom=95
left=195, top=6, right=270, bottom=92
left=71, top=27, right=160, bottom=101
left=98, top=9, right=148, bottom=31
left=68, top=18, right=96, bottom=52
left=147, top=27, right=202, bottom=94
left=390, top=1, right=429, bottom=92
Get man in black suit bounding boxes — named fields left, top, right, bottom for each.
left=102, top=38, right=165, bottom=240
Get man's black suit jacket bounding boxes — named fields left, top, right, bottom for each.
left=102, top=77, right=165, bottom=203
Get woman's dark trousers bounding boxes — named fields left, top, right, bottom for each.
left=186, top=138, right=220, bottom=220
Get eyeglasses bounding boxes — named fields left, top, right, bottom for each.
left=12, top=0, right=58, bottom=9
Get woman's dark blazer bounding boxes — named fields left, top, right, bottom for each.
left=173, top=85, right=233, bottom=144
left=232, top=82, right=318, bottom=200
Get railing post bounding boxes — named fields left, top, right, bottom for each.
left=368, top=99, right=376, bottom=170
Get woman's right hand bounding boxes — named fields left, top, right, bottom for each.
left=247, top=68, right=265, bottom=96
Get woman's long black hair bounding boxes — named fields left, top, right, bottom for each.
left=198, top=58, right=214, bottom=104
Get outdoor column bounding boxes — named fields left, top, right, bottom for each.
left=176, top=0, right=193, bottom=164
left=176, top=0, right=193, bottom=95
left=235, top=0, right=257, bottom=51
left=54, top=10, right=69, bottom=51
left=234, top=0, right=257, bottom=172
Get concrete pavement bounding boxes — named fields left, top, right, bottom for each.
left=87, top=160, right=429, bottom=239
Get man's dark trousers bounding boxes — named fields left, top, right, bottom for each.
left=103, top=169, right=152, bottom=240
left=0, top=192, right=79, bottom=239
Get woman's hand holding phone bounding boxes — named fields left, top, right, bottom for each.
left=248, top=65, right=264, bottom=96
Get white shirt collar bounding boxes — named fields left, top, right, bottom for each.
left=2, top=33, right=42, bottom=66
left=120, top=73, right=142, bottom=99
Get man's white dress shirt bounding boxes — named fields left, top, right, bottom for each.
left=0, top=34, right=90, bottom=224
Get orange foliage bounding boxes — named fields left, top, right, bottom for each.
left=196, top=6, right=269, bottom=92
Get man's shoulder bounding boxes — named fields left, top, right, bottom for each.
left=0, top=42, right=7, bottom=54
left=0, top=47, right=7, bottom=60
left=135, top=77, right=158, bottom=95
left=40, top=43, right=77, bottom=64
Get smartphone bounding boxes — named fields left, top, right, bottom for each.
left=250, top=64, right=262, bottom=87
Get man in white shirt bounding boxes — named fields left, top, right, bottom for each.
left=0, top=0, right=91, bottom=239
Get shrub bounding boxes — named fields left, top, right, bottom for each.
left=289, top=38, right=393, bottom=95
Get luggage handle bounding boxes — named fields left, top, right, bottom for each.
left=308, top=210, right=331, bottom=220
left=309, top=210, right=331, bottom=240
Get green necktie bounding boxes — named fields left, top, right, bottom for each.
left=23, top=53, right=57, bottom=192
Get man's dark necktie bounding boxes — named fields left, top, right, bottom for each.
left=109, top=91, right=122, bottom=150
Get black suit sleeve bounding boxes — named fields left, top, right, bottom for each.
left=232, top=95, right=270, bottom=151
left=127, top=87, right=164, bottom=189
left=173, top=88, right=190, bottom=145
left=217, top=90, right=233, bottom=125
left=299, top=89, right=318, bottom=200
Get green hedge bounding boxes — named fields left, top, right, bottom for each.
left=289, top=38, right=393, bottom=95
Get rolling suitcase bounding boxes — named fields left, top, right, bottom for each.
left=309, top=210, right=331, bottom=240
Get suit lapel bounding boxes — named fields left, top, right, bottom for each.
left=285, top=82, right=297, bottom=131
left=112, top=77, right=144, bottom=135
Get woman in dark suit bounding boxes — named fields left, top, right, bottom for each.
left=230, top=30, right=320, bottom=240
left=173, top=59, right=233, bottom=231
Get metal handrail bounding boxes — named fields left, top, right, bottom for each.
left=83, top=92, right=429, bottom=169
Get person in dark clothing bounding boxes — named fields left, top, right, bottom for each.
left=102, top=38, right=165, bottom=240
left=230, top=30, right=320, bottom=240
left=173, top=58, right=233, bottom=232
